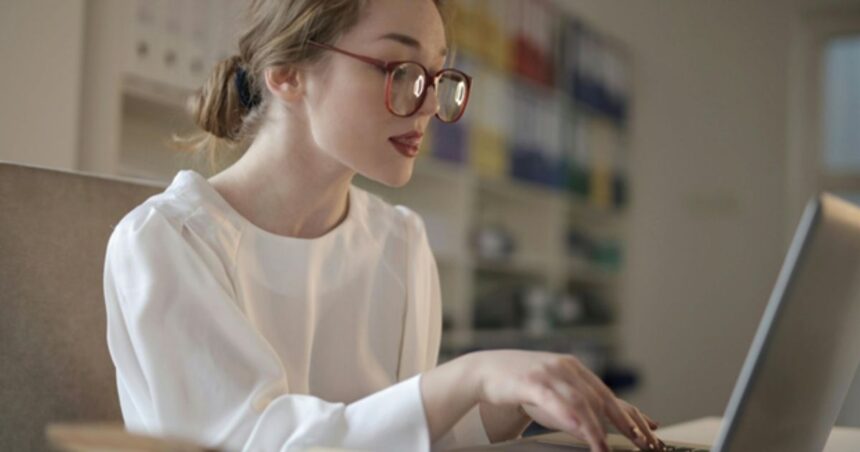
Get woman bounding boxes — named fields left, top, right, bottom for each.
left=103, top=0, right=664, bottom=451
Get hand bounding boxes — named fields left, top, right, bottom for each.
left=472, top=349, right=664, bottom=452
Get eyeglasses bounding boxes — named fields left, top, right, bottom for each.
left=308, top=41, right=472, bottom=123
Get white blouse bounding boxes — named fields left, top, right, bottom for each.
left=103, top=170, right=489, bottom=451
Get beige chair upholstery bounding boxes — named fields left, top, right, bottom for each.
left=0, top=162, right=164, bottom=450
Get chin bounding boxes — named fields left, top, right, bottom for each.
left=364, top=166, right=414, bottom=188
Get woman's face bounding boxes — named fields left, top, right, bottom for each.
left=302, top=0, right=448, bottom=187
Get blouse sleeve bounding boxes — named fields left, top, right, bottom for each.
left=103, top=206, right=432, bottom=452
left=398, top=209, right=492, bottom=450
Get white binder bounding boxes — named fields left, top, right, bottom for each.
left=183, top=0, right=212, bottom=90
left=129, top=0, right=164, bottom=83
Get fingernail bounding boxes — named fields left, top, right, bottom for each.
left=648, top=443, right=656, bottom=450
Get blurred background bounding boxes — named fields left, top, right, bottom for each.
left=1, top=0, right=859, bottom=429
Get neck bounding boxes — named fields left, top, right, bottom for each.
left=208, top=112, right=354, bottom=239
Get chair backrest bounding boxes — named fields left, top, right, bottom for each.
left=0, top=162, right=164, bottom=450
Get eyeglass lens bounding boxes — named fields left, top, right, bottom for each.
left=388, top=62, right=468, bottom=122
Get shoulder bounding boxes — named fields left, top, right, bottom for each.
left=110, top=190, right=197, bottom=244
left=105, top=176, right=227, bottom=269
left=352, top=184, right=428, bottom=244
left=109, top=169, right=247, bottom=246
left=104, top=188, right=235, bottom=296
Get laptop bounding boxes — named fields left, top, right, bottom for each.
left=454, top=193, right=860, bottom=452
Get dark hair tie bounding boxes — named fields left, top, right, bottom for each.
left=235, top=66, right=261, bottom=110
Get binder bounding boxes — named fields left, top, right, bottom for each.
left=450, top=0, right=482, bottom=58
left=160, top=0, right=185, bottom=87
left=209, top=0, right=243, bottom=68
left=587, top=117, right=618, bottom=209
left=511, top=0, right=554, bottom=86
left=542, top=96, right=565, bottom=188
left=510, top=83, right=545, bottom=185
left=470, top=65, right=510, bottom=179
left=565, top=104, right=590, bottom=197
left=129, top=0, right=164, bottom=83
left=183, top=0, right=212, bottom=90
left=483, top=0, right=512, bottom=72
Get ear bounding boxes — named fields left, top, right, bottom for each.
left=264, top=65, right=305, bottom=103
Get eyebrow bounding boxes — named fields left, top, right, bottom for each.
left=378, top=32, right=448, bottom=57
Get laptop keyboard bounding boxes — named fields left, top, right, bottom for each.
left=662, top=446, right=710, bottom=452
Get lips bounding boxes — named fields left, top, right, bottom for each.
left=389, top=131, right=423, bottom=158
left=389, top=138, right=420, bottom=158
left=389, top=131, right=423, bottom=146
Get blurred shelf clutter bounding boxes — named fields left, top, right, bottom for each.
left=78, top=0, right=637, bottom=393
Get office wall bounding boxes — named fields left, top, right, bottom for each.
left=2, top=0, right=858, bottom=428
left=555, top=0, right=860, bottom=426
left=0, top=0, right=85, bottom=170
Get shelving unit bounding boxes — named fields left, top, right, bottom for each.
left=78, top=0, right=634, bottom=380
left=354, top=155, right=629, bottom=369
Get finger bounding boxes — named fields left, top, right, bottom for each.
left=573, top=379, right=606, bottom=418
left=542, top=378, right=609, bottom=452
left=540, top=360, right=610, bottom=452
left=522, top=375, right=580, bottom=431
left=627, top=406, right=663, bottom=451
left=573, top=398, right=609, bottom=452
left=560, top=357, right=614, bottom=414
left=571, top=362, right=664, bottom=450
left=536, top=387, right=605, bottom=451
left=642, top=412, right=660, bottom=430
left=560, top=360, right=649, bottom=449
left=554, top=359, right=610, bottom=416
left=604, top=398, right=651, bottom=450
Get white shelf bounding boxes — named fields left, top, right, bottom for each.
left=122, top=73, right=195, bottom=113
left=413, top=154, right=474, bottom=185
left=568, top=256, right=620, bottom=285
left=473, top=254, right=549, bottom=278
left=439, top=325, right=616, bottom=372
left=475, top=173, right=570, bottom=206
left=442, top=325, right=616, bottom=349
left=439, top=326, right=618, bottom=374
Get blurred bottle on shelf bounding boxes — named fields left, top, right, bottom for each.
left=523, top=285, right=553, bottom=336
left=472, top=281, right=523, bottom=329
left=472, top=205, right=516, bottom=261
left=550, top=291, right=586, bottom=327
left=473, top=223, right=516, bottom=261
left=591, top=239, right=622, bottom=272
left=566, top=284, right=614, bottom=326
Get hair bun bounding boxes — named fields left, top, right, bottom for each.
left=191, top=55, right=246, bottom=141
left=234, top=66, right=262, bottom=110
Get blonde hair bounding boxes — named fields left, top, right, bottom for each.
left=174, top=0, right=450, bottom=175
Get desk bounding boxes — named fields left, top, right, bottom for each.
left=656, top=416, right=860, bottom=452
left=469, top=417, right=860, bottom=451
left=46, top=418, right=860, bottom=451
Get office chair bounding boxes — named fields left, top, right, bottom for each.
left=0, top=161, right=162, bottom=450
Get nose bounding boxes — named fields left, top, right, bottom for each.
left=415, top=82, right=440, bottom=118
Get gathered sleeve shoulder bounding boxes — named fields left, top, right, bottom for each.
left=103, top=205, right=432, bottom=451
left=396, top=206, right=491, bottom=450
